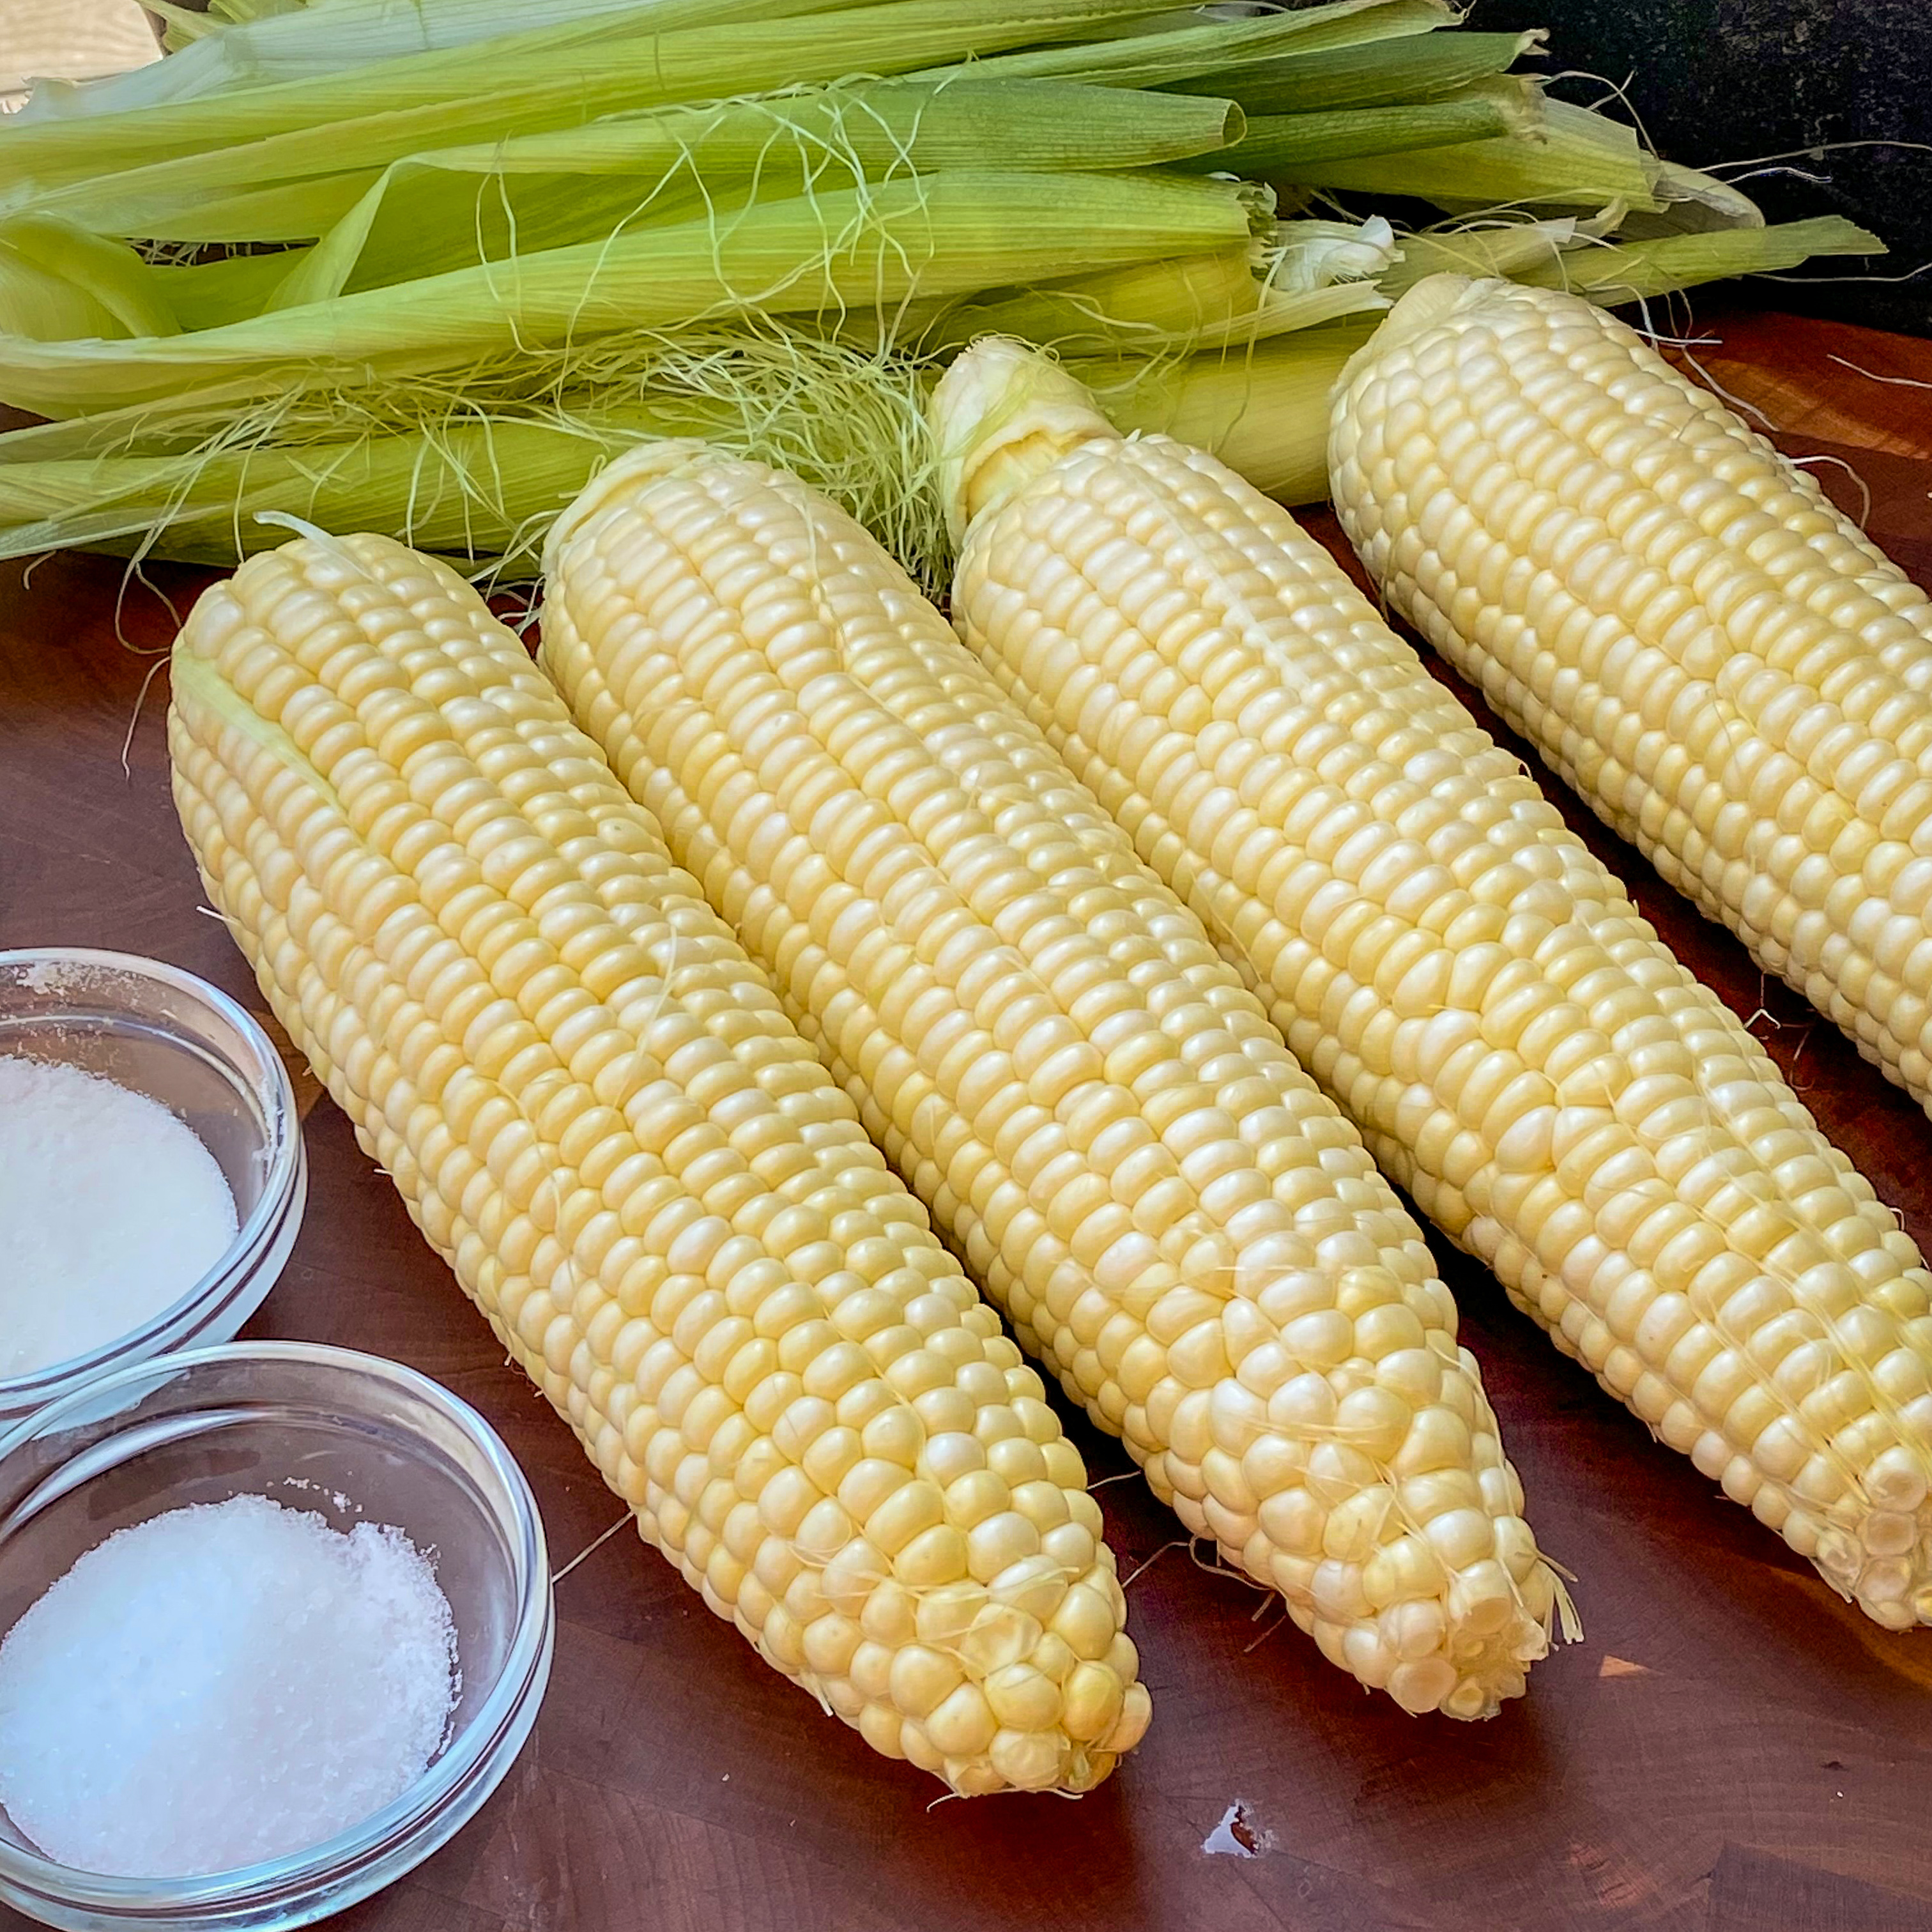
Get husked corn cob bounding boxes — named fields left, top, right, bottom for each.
left=936, top=337, right=1932, bottom=1629
left=1328, top=275, right=1932, bottom=1116
left=167, top=530, right=1147, bottom=1794
left=540, top=443, right=1563, bottom=1719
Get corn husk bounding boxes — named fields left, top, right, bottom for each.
left=0, top=415, right=664, bottom=562
left=1166, top=26, right=1542, bottom=114
left=898, top=228, right=1393, bottom=357
left=2, top=0, right=1169, bottom=191
left=0, top=0, right=1890, bottom=594
left=0, top=217, right=179, bottom=341
left=1083, top=319, right=1375, bottom=505
left=1269, top=95, right=1660, bottom=210
left=1376, top=213, right=1608, bottom=294
left=252, top=83, right=1243, bottom=311
left=953, top=0, right=1447, bottom=88
left=1515, top=214, right=1883, bottom=302
left=1190, top=76, right=1542, bottom=175
left=0, top=328, right=951, bottom=579
left=0, top=170, right=1262, bottom=416
left=13, top=0, right=857, bottom=120
left=22, top=67, right=1235, bottom=251
left=151, top=250, right=307, bottom=329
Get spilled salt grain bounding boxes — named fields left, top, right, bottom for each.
left=0, top=1055, right=237, bottom=1379
left=0, top=1495, right=457, bottom=1878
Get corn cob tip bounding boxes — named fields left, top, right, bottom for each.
left=928, top=336, right=1113, bottom=544
left=539, top=436, right=714, bottom=583
left=1337, top=272, right=1485, bottom=391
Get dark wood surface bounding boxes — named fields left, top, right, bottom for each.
left=6, top=310, right=1932, bottom=1932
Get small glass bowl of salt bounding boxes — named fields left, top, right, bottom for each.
left=0, top=1342, right=555, bottom=1931
left=0, top=949, right=307, bottom=1425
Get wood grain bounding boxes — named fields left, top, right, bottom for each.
left=5, top=310, right=1932, bottom=1932
left=1671, top=308, right=1932, bottom=461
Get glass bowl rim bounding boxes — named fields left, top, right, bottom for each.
left=0, top=1339, right=553, bottom=1912
left=0, top=947, right=305, bottom=1411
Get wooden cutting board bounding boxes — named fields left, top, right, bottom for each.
left=4, top=305, right=1932, bottom=1932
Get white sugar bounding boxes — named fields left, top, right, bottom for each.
left=0, top=1495, right=458, bottom=1878
left=0, top=1055, right=238, bottom=1379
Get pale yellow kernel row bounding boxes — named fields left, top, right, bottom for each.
left=167, top=530, right=1146, bottom=1795
left=939, top=337, right=1932, bottom=1629
left=541, top=445, right=1561, bottom=1718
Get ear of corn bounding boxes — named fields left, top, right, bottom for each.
left=951, top=0, right=1448, bottom=91
left=19, top=0, right=862, bottom=123
left=1328, top=273, right=1932, bottom=1117
left=1189, top=76, right=1542, bottom=178
left=540, top=441, right=1563, bottom=1719
left=4, top=0, right=1163, bottom=188
left=54, top=80, right=1237, bottom=300
left=1272, top=95, right=1661, bottom=210
left=0, top=410, right=686, bottom=564
left=1165, top=26, right=1542, bottom=116
left=1, top=169, right=1258, bottom=417
left=937, top=337, right=1932, bottom=1629
left=167, top=528, right=1147, bottom=1793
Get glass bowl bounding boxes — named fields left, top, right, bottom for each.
left=0, top=1344, right=555, bottom=1932
left=0, top=949, right=308, bottom=1424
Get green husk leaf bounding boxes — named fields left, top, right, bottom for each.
left=1078, top=316, right=1377, bottom=503
left=0, top=415, right=666, bottom=564
left=0, top=169, right=1259, bottom=417
left=1186, top=77, right=1542, bottom=175
left=146, top=0, right=225, bottom=45
left=70, top=68, right=1229, bottom=252
left=1, top=0, right=1169, bottom=191
left=899, top=228, right=1388, bottom=358
left=15, top=0, right=832, bottom=121
left=0, top=325, right=951, bottom=588
left=1377, top=213, right=1597, bottom=293
left=0, top=376, right=290, bottom=463
left=459, top=77, right=1242, bottom=180
left=50, top=171, right=380, bottom=245
left=1269, top=96, right=1660, bottom=210
left=257, top=81, right=1243, bottom=312
left=0, top=218, right=180, bottom=341
left=1514, top=214, right=1884, bottom=303
left=0, top=248, right=139, bottom=347
left=151, top=249, right=317, bottom=329
left=905, top=249, right=1268, bottom=354
left=150, top=0, right=304, bottom=50
left=942, top=0, right=1446, bottom=89
left=1613, top=160, right=1765, bottom=236
left=1166, top=27, right=1542, bottom=115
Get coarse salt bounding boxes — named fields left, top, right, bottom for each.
left=0, top=1055, right=238, bottom=1379
left=0, top=1495, right=459, bottom=1878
